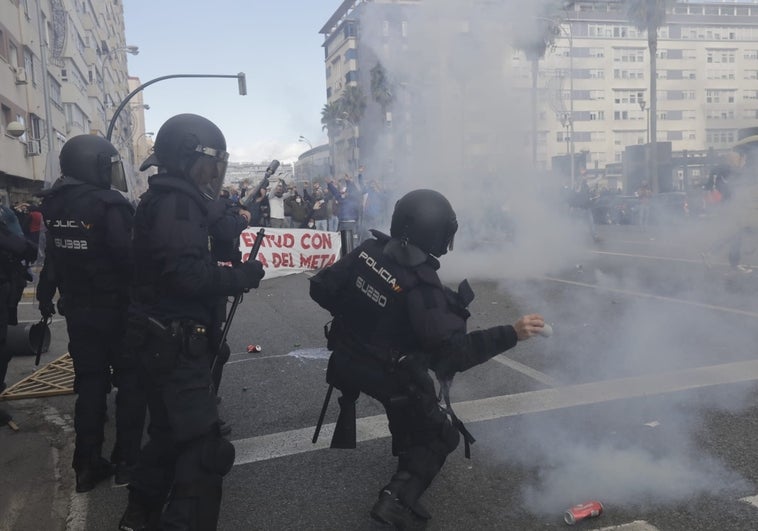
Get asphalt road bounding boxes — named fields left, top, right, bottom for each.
left=3, top=220, right=758, bottom=531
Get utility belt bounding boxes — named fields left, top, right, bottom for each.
left=126, top=314, right=209, bottom=375
left=326, top=318, right=403, bottom=368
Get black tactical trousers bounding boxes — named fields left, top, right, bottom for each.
left=330, top=349, right=460, bottom=500
left=65, top=304, right=146, bottom=466
left=129, top=328, right=234, bottom=530
left=0, top=283, right=10, bottom=390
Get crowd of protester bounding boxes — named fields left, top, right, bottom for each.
left=221, top=167, right=390, bottom=240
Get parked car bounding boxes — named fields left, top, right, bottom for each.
left=649, top=192, right=689, bottom=225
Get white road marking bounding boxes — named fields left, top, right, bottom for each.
left=592, top=250, right=705, bottom=265
left=542, top=276, right=758, bottom=319
left=739, top=494, right=758, bottom=508
left=232, top=358, right=758, bottom=466
left=492, top=355, right=559, bottom=387
left=590, top=521, right=659, bottom=530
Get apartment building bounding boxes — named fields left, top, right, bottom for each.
left=0, top=0, right=139, bottom=203
left=320, top=0, right=758, bottom=187
left=535, top=0, right=758, bottom=177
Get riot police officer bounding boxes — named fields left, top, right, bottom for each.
left=35, top=134, right=145, bottom=492
left=310, top=189, right=545, bottom=529
left=118, top=114, right=265, bottom=531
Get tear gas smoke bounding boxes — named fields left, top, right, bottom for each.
left=353, top=0, right=758, bottom=517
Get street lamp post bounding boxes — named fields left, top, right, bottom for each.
left=639, top=97, right=650, bottom=144
left=298, top=135, right=313, bottom=150
left=541, top=16, right=575, bottom=187
left=106, top=73, right=247, bottom=141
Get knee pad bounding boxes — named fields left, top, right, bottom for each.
left=201, top=436, right=235, bottom=476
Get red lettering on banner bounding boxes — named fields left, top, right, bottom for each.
left=272, top=253, right=295, bottom=267
left=301, top=232, right=333, bottom=250
left=264, top=233, right=296, bottom=249
left=299, top=254, right=336, bottom=269
left=241, top=232, right=257, bottom=247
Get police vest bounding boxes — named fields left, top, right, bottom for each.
left=333, top=238, right=421, bottom=352
left=41, top=184, right=132, bottom=298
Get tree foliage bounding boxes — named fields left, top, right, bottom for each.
left=370, top=61, right=393, bottom=116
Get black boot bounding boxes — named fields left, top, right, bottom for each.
left=119, top=491, right=162, bottom=531
left=370, top=473, right=429, bottom=530
left=74, top=455, right=114, bottom=493
left=114, top=462, right=136, bottom=486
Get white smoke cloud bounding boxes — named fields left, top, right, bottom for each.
left=353, top=0, right=757, bottom=517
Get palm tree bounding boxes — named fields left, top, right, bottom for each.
left=320, top=102, right=341, bottom=136
left=321, top=102, right=342, bottom=177
left=626, top=0, right=675, bottom=193
left=336, top=85, right=366, bottom=173
left=370, top=61, right=393, bottom=122
left=338, top=84, right=367, bottom=128
left=512, top=15, right=561, bottom=167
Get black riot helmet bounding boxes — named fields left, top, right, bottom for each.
left=140, top=113, right=229, bottom=200
left=59, top=134, right=127, bottom=192
left=390, top=189, right=458, bottom=257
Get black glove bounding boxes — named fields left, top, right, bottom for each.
left=236, top=260, right=265, bottom=290
left=38, top=299, right=55, bottom=319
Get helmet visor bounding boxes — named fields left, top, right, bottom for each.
left=194, top=145, right=229, bottom=200
left=99, top=153, right=128, bottom=192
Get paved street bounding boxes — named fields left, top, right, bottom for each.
left=2, top=221, right=758, bottom=530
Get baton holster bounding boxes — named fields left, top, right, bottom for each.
left=330, top=392, right=358, bottom=449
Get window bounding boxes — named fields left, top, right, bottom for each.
left=589, top=48, right=604, bottom=58
left=706, top=129, right=736, bottom=145
left=344, top=48, right=357, bottom=61
left=589, top=110, right=605, bottom=120
left=345, top=70, right=358, bottom=83
left=746, top=70, right=758, bottom=80
left=614, top=48, right=645, bottom=63
left=744, top=90, right=758, bottom=101
left=706, top=89, right=735, bottom=104
left=589, top=90, right=605, bottom=100
left=745, top=50, right=758, bottom=61
left=0, top=29, right=6, bottom=60
left=23, top=46, right=35, bottom=84
left=8, top=42, right=18, bottom=68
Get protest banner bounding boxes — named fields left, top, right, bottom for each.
left=239, top=227, right=341, bottom=279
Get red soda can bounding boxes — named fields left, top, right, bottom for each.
left=246, top=344, right=262, bottom=353
left=564, top=501, right=603, bottom=525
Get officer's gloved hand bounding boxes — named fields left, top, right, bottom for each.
left=236, top=260, right=265, bottom=290
left=38, top=299, right=55, bottom=319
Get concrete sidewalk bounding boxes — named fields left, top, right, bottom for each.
left=1, top=299, right=77, bottom=531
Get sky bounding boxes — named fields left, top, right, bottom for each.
left=123, top=0, right=338, bottom=164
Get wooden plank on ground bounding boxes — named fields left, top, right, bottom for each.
left=0, top=353, right=74, bottom=401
